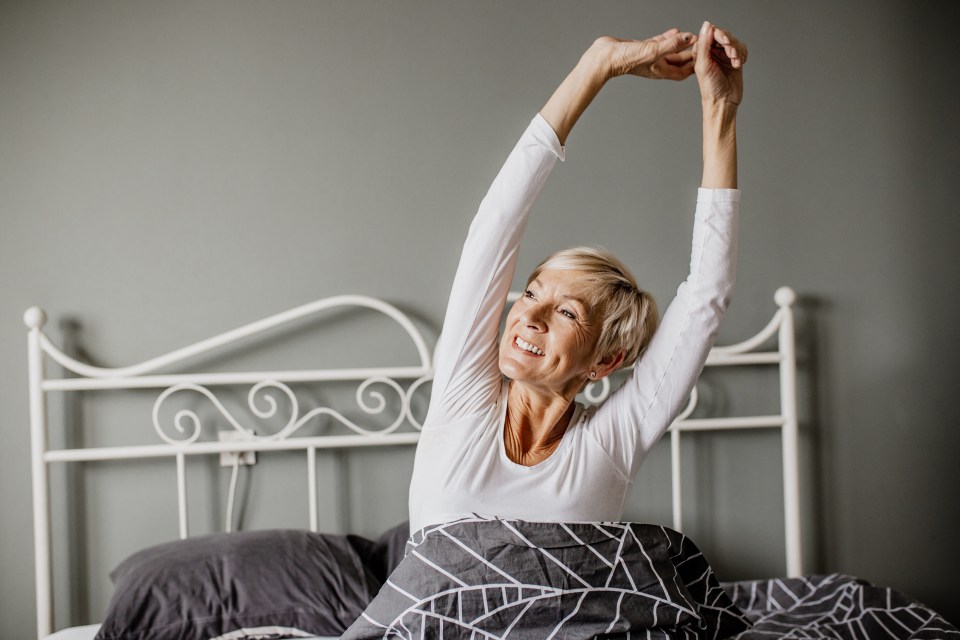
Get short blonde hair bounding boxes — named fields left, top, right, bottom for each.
left=527, top=246, right=659, bottom=369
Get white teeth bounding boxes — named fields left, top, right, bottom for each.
left=515, top=337, right=544, bottom=356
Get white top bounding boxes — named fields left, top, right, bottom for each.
left=408, top=114, right=739, bottom=534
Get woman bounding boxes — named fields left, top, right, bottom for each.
left=409, top=22, right=746, bottom=534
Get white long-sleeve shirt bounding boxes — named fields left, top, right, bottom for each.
left=408, top=114, right=739, bottom=535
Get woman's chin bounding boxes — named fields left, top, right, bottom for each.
left=498, top=357, right=528, bottom=382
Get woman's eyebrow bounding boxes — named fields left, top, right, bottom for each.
left=529, top=279, right=590, bottom=307
left=555, top=291, right=591, bottom=313
left=563, top=295, right=591, bottom=312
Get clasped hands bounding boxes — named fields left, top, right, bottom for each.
left=590, top=21, right=747, bottom=105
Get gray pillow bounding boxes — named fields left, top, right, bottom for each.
left=367, top=521, right=410, bottom=582
left=95, top=529, right=381, bottom=640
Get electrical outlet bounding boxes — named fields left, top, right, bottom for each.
left=219, top=430, right=257, bottom=467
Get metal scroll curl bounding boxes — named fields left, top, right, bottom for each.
left=295, top=376, right=409, bottom=437
left=152, top=383, right=258, bottom=445
left=403, top=374, right=434, bottom=430
left=582, top=377, right=611, bottom=404
left=152, top=377, right=418, bottom=444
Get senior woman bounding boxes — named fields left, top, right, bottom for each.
left=409, top=22, right=746, bottom=534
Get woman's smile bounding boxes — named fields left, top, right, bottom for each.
left=513, top=336, right=545, bottom=356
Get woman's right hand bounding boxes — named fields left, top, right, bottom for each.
left=540, top=28, right=697, bottom=145
left=591, top=29, right=698, bottom=82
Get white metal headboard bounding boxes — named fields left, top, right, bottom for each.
left=25, top=287, right=800, bottom=638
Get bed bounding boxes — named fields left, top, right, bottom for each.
left=26, top=289, right=958, bottom=640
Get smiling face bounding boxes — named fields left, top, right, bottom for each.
left=498, top=269, right=604, bottom=397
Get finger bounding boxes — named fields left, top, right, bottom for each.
left=713, top=27, right=742, bottom=52
left=720, top=43, right=741, bottom=67
left=720, top=39, right=741, bottom=64
left=709, top=38, right=740, bottom=69
left=657, top=30, right=697, bottom=57
left=721, top=43, right=743, bottom=68
left=665, top=60, right=695, bottom=80
left=664, top=47, right=695, bottom=66
left=651, top=27, right=680, bottom=43
left=651, top=57, right=693, bottom=81
left=695, top=20, right=713, bottom=72
left=734, top=40, right=748, bottom=65
left=713, top=27, right=748, bottom=65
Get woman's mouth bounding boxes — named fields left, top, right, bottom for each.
left=514, top=336, right=545, bottom=356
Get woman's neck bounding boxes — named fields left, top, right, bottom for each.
left=504, top=381, right=577, bottom=465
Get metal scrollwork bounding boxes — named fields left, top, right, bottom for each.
left=152, top=383, right=256, bottom=445
left=583, top=377, right=611, bottom=404
left=403, top=375, right=434, bottom=430
left=153, top=376, right=419, bottom=444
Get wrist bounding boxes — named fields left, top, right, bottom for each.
left=701, top=102, right=738, bottom=189
left=702, top=99, right=739, bottom=122
left=702, top=101, right=738, bottom=142
left=583, top=37, right=620, bottom=83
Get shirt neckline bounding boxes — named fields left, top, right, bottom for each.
left=497, top=382, right=581, bottom=472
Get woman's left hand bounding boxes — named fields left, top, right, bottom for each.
left=694, top=22, right=748, bottom=105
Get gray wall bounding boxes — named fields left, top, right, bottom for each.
left=2, top=0, right=958, bottom=636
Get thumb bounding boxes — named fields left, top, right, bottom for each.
left=695, top=20, right=713, bottom=68
left=659, top=30, right=696, bottom=56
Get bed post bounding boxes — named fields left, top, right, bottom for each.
left=776, top=287, right=802, bottom=577
left=26, top=307, right=53, bottom=639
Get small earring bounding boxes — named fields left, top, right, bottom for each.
left=589, top=371, right=597, bottom=379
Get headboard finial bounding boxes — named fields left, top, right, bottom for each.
left=774, top=287, right=796, bottom=308
left=24, top=306, right=47, bottom=330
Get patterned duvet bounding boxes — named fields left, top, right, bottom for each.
left=724, top=574, right=959, bottom=639
left=343, top=518, right=958, bottom=640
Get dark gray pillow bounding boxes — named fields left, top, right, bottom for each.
left=343, top=518, right=751, bottom=640
left=367, top=521, right=410, bottom=582
left=95, top=529, right=381, bottom=640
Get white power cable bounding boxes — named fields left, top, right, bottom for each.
left=225, top=454, right=241, bottom=533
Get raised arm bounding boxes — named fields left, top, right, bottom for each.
left=588, top=22, right=748, bottom=476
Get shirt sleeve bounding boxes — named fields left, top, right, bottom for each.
left=586, top=188, right=740, bottom=479
left=427, top=114, right=565, bottom=424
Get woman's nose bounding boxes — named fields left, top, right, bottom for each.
left=521, top=303, right=548, bottom=329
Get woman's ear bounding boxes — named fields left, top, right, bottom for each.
left=592, top=350, right=626, bottom=380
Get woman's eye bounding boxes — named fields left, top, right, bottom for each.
left=560, top=309, right=576, bottom=319
left=524, top=290, right=535, bottom=299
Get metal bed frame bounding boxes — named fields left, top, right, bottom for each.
left=25, top=287, right=800, bottom=639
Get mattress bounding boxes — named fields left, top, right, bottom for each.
left=45, top=625, right=102, bottom=640
left=45, top=627, right=339, bottom=640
